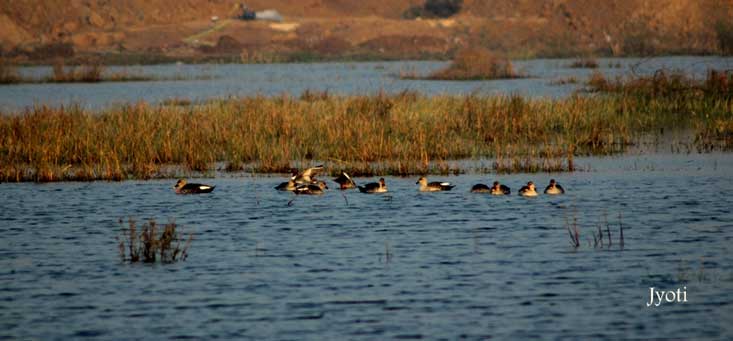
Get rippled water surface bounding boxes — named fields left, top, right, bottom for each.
left=1, top=56, right=733, bottom=111
left=1, top=154, right=732, bottom=339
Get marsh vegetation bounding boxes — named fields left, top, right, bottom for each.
left=1, top=68, right=731, bottom=182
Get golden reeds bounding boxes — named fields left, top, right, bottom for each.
left=1, top=79, right=731, bottom=181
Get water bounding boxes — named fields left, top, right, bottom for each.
left=2, top=153, right=732, bottom=339
left=2, top=56, right=733, bottom=111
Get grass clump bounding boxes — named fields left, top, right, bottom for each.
left=118, top=218, right=193, bottom=263
left=419, top=47, right=522, bottom=80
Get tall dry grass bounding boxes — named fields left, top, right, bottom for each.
left=1, top=81, right=731, bottom=181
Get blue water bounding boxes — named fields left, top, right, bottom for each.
left=1, top=56, right=732, bottom=111
left=1, top=153, right=732, bottom=339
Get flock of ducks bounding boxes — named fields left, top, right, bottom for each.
left=174, top=165, right=566, bottom=197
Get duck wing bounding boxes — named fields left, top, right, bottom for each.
left=500, top=184, right=511, bottom=194
left=333, top=172, right=355, bottom=185
left=295, top=165, right=324, bottom=182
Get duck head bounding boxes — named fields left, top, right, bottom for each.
left=174, top=179, right=187, bottom=189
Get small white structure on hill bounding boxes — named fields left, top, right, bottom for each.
left=255, top=10, right=283, bottom=22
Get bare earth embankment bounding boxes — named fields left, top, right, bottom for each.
left=1, top=0, right=732, bottom=64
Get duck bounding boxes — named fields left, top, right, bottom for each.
left=544, top=179, right=565, bottom=195
left=333, top=171, right=357, bottom=189
left=518, top=181, right=538, bottom=197
left=174, top=179, right=215, bottom=194
left=416, top=176, right=456, bottom=192
left=293, top=165, right=324, bottom=184
left=358, top=178, right=388, bottom=193
left=294, top=181, right=328, bottom=195
left=490, top=181, right=511, bottom=195
left=274, top=178, right=297, bottom=191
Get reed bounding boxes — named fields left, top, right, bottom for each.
left=0, top=83, right=731, bottom=181
left=118, top=218, right=192, bottom=263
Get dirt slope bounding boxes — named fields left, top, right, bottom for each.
left=1, top=0, right=731, bottom=63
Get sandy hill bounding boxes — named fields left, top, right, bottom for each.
left=1, top=0, right=731, bottom=63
